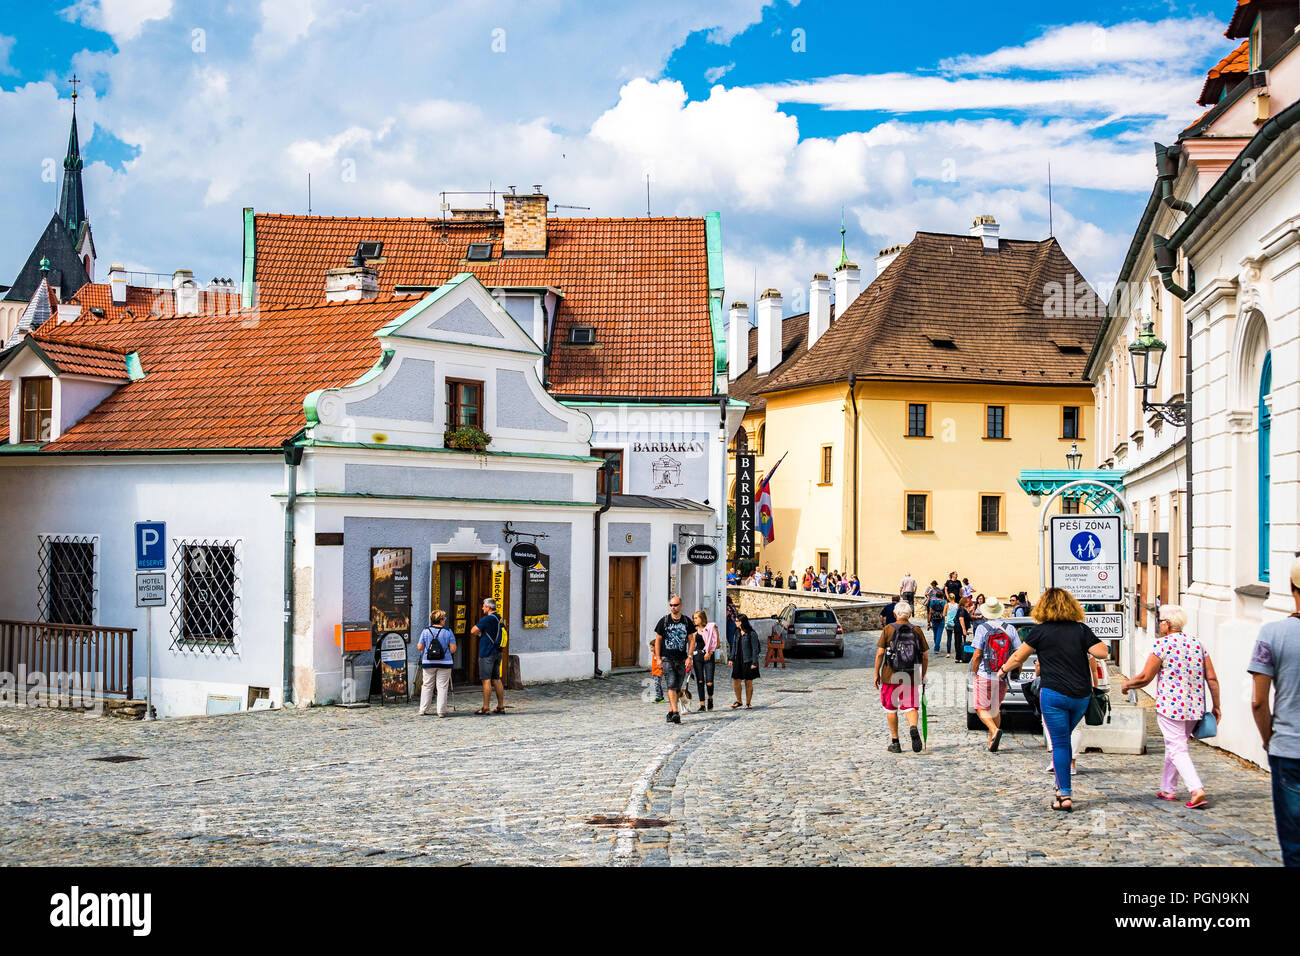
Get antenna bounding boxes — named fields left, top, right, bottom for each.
left=308, top=172, right=312, bottom=216
left=1047, top=162, right=1054, bottom=237
left=645, top=174, right=651, bottom=217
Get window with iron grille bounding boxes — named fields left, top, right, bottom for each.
left=980, top=495, right=1002, bottom=533
left=170, top=539, right=241, bottom=652
left=907, top=403, right=927, bottom=437
left=905, top=494, right=928, bottom=532
left=38, top=534, right=97, bottom=626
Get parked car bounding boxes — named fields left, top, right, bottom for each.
left=771, top=604, right=845, bottom=657
left=964, top=618, right=1040, bottom=730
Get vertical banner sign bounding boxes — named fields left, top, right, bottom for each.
left=522, top=555, right=550, bottom=629
left=492, top=562, right=508, bottom=678
left=369, top=547, right=412, bottom=641
left=735, top=453, right=756, bottom=560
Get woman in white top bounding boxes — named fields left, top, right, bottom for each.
left=1122, top=605, right=1221, bottom=809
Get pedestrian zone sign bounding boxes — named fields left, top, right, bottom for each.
left=1049, top=515, right=1122, bottom=603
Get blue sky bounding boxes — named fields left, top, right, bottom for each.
left=0, top=0, right=1234, bottom=307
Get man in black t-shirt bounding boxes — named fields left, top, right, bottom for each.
left=654, top=595, right=697, bottom=725
left=470, top=598, right=506, bottom=715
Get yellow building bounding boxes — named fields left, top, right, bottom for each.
left=727, top=216, right=1101, bottom=599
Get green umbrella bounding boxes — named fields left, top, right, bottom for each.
left=921, top=691, right=929, bottom=748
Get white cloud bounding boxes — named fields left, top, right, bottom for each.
left=60, top=0, right=173, bottom=43
left=705, top=63, right=735, bottom=83
left=0, top=35, right=15, bottom=75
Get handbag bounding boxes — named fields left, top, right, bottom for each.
left=1085, top=688, right=1110, bottom=726
left=1193, top=676, right=1217, bottom=738
left=1023, top=676, right=1042, bottom=714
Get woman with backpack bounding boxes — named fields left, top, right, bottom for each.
left=417, top=609, right=457, bottom=717
left=731, top=613, right=761, bottom=709
left=969, top=598, right=1020, bottom=751
left=1120, top=605, right=1221, bottom=809
left=995, top=588, right=1109, bottom=812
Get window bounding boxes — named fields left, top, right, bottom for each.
left=979, top=494, right=1003, bottom=533
left=730, top=426, right=748, bottom=455
left=466, top=242, right=492, bottom=261
left=985, top=405, right=1005, bottom=439
left=906, top=403, right=929, bottom=437
left=905, top=493, right=929, bottom=532
left=1250, top=15, right=1262, bottom=71
left=355, top=241, right=383, bottom=260
left=755, top=424, right=765, bottom=457
left=568, top=326, right=596, bottom=345
left=38, top=535, right=96, bottom=626
left=820, top=445, right=833, bottom=485
left=1260, top=351, right=1272, bottom=582
left=1062, top=497, right=1081, bottom=515
left=445, top=379, right=484, bottom=430
left=816, top=551, right=829, bottom=573
left=1062, top=405, right=1081, bottom=440
left=594, top=449, right=623, bottom=495
left=172, top=540, right=240, bottom=651
left=20, top=377, right=53, bottom=443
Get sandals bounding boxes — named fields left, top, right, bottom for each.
left=1185, top=793, right=1208, bottom=809
left=1156, top=791, right=1178, bottom=802
left=731, top=701, right=742, bottom=709
left=988, top=730, right=1002, bottom=753
left=493, top=707, right=506, bottom=714
left=474, top=708, right=490, bottom=715
left=1052, top=794, right=1073, bottom=812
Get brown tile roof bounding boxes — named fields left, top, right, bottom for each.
left=758, top=232, right=1102, bottom=396
left=728, top=312, right=809, bottom=412
left=1199, top=40, right=1250, bottom=105
left=31, top=337, right=131, bottom=380
left=251, top=214, right=715, bottom=397
left=0, top=386, right=7, bottom=444
left=24, top=296, right=411, bottom=452
left=1226, top=0, right=1260, bottom=38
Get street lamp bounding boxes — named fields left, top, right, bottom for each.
left=1128, top=319, right=1189, bottom=426
left=1066, top=441, right=1082, bottom=470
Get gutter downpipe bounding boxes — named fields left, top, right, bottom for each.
left=592, top=461, right=613, bottom=677
left=282, top=432, right=305, bottom=709
left=847, top=373, right=859, bottom=575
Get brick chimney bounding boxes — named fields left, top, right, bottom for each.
left=970, top=214, right=1000, bottom=250
left=172, top=269, right=199, bottom=316
left=808, top=273, right=831, bottom=349
left=833, top=262, right=860, bottom=316
left=757, top=289, right=783, bottom=376
left=728, top=302, right=750, bottom=381
left=503, top=186, right=548, bottom=254
left=325, top=265, right=379, bottom=302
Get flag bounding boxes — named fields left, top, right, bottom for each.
left=756, top=452, right=787, bottom=544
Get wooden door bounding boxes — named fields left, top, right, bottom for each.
left=609, top=557, right=640, bottom=667
left=469, top=560, right=509, bottom=683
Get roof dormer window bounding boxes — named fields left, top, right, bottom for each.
left=1249, top=16, right=1262, bottom=72
left=21, top=376, right=52, bottom=443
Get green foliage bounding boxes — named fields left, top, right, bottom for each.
left=444, top=426, right=492, bottom=452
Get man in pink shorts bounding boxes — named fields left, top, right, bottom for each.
left=874, top=602, right=930, bottom=752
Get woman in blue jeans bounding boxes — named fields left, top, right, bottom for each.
left=996, top=587, right=1109, bottom=811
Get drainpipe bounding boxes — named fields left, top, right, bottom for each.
left=847, top=373, right=859, bottom=575
left=282, top=434, right=304, bottom=708
left=592, top=460, right=613, bottom=677
left=1185, top=313, right=1194, bottom=586
left=1154, top=143, right=1194, bottom=214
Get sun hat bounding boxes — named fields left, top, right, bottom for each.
left=1290, top=555, right=1300, bottom=590
left=980, top=597, right=1005, bottom=619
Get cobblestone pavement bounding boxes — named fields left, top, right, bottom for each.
left=0, top=633, right=1282, bottom=866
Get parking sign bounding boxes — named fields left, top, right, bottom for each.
left=1049, top=515, right=1122, bottom=603
left=135, top=521, right=166, bottom=570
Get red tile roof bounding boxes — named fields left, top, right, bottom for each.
left=251, top=214, right=715, bottom=397
left=64, top=282, right=242, bottom=322
left=757, top=232, right=1101, bottom=395
left=31, top=337, right=131, bottom=380
left=24, top=296, right=412, bottom=452
left=0, top=386, right=7, bottom=444
left=1226, top=0, right=1260, bottom=38
left=1199, top=40, right=1250, bottom=105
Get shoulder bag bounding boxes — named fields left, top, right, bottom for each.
left=1192, top=642, right=1217, bottom=738
left=1085, top=686, right=1111, bottom=725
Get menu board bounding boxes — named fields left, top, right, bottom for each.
left=523, top=554, right=549, bottom=629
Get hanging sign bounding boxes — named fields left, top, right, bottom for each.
left=735, top=453, right=756, bottom=560
left=522, top=554, right=550, bottom=628
left=1049, top=515, right=1122, bottom=603
left=511, top=542, right=540, bottom=568
left=370, top=547, right=412, bottom=642
left=377, top=632, right=410, bottom=704
left=687, top=543, right=718, bottom=566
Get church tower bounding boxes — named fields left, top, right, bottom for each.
left=59, top=75, right=95, bottom=282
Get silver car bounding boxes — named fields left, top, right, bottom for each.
left=772, top=604, right=845, bottom=657
left=964, top=618, right=1040, bottom=730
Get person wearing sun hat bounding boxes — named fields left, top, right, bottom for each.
left=1247, top=554, right=1300, bottom=865
left=969, top=598, right=1020, bottom=751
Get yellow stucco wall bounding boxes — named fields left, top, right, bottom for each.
left=729, top=380, right=1094, bottom=599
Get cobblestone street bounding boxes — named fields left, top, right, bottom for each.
left=0, top=632, right=1283, bottom=866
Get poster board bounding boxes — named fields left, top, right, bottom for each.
left=1048, top=515, right=1122, bottom=603
left=378, top=632, right=410, bottom=704
left=370, top=547, right=413, bottom=641
left=522, top=554, right=549, bottom=629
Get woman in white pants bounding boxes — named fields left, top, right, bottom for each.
left=1122, top=605, right=1221, bottom=809
left=417, top=610, right=457, bottom=717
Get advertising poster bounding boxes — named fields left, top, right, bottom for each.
left=370, top=547, right=412, bottom=640
left=378, top=632, right=409, bottom=703
left=523, top=554, right=549, bottom=628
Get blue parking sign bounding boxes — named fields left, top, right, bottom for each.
left=135, top=521, right=166, bottom=570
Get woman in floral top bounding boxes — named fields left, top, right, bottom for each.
left=1122, top=606, right=1222, bottom=809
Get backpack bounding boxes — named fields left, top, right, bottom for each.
left=421, top=627, right=447, bottom=665
left=886, top=623, right=921, bottom=674
left=983, top=625, right=1013, bottom=673
left=927, top=595, right=945, bottom=618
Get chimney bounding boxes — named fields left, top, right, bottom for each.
left=172, top=269, right=199, bottom=316
left=808, top=273, right=831, bottom=349
left=970, top=213, right=1000, bottom=250
left=875, top=244, right=905, bottom=277
left=833, top=261, right=861, bottom=317
left=728, top=302, right=750, bottom=381
left=503, top=186, right=548, bottom=254
left=325, top=264, right=379, bottom=302
left=108, top=263, right=128, bottom=305
left=757, top=289, right=783, bottom=376
left=450, top=207, right=499, bottom=221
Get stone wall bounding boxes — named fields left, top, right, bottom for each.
left=727, top=586, right=892, bottom=633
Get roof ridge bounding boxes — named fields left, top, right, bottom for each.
left=256, top=213, right=705, bottom=225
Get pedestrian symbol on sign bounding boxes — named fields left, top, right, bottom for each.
left=1071, top=531, right=1101, bottom=562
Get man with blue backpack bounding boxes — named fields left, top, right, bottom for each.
left=417, top=609, right=457, bottom=717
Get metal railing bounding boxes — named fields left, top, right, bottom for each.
left=0, top=621, right=135, bottom=699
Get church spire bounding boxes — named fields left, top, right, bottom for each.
left=58, top=75, right=88, bottom=243
left=837, top=205, right=850, bottom=269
